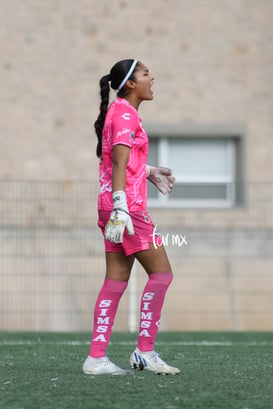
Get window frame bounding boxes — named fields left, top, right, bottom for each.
left=146, top=124, right=245, bottom=209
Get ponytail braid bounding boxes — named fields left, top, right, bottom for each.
left=94, top=74, right=110, bottom=158
left=94, top=59, right=139, bottom=158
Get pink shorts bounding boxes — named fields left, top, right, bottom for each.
left=98, top=209, right=162, bottom=256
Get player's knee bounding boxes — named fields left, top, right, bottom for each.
left=149, top=272, right=173, bottom=286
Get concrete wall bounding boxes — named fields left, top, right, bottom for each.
left=1, top=0, right=272, bottom=331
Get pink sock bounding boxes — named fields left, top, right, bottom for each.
left=89, top=278, right=128, bottom=358
left=137, top=272, right=173, bottom=352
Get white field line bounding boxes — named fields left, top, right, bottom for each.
left=0, top=340, right=273, bottom=347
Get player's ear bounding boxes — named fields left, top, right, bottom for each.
left=126, top=79, right=136, bottom=90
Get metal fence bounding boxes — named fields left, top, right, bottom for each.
left=0, top=180, right=272, bottom=332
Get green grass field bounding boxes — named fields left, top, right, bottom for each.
left=1, top=332, right=273, bottom=409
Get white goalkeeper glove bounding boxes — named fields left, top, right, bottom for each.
left=104, top=191, right=134, bottom=243
left=146, top=165, right=175, bottom=195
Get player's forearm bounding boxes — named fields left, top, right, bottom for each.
left=112, top=162, right=127, bottom=192
left=112, top=144, right=130, bottom=192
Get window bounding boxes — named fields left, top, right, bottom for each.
left=147, top=126, right=244, bottom=208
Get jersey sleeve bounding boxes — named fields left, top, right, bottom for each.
left=112, top=105, right=138, bottom=148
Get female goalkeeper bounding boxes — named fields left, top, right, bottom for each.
left=83, top=59, right=179, bottom=376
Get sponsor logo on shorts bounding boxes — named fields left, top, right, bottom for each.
left=142, top=210, right=152, bottom=224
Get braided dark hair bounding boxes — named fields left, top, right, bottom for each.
left=94, top=59, right=139, bottom=158
left=94, top=74, right=110, bottom=158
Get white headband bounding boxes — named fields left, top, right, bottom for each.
left=117, top=59, right=138, bottom=91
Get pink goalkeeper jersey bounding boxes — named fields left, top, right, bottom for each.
left=98, top=97, right=148, bottom=211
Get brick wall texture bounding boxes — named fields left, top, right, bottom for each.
left=0, top=0, right=272, bottom=331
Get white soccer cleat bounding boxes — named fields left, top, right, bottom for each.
left=83, top=356, right=132, bottom=376
left=130, top=348, right=180, bottom=375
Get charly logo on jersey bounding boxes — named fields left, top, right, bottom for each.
left=122, top=112, right=131, bottom=120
